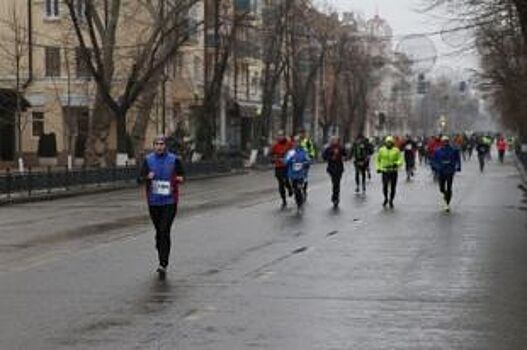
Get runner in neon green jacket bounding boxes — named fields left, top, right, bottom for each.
left=375, top=136, right=403, bottom=209
left=376, top=140, right=403, bottom=172
left=298, top=129, right=316, bottom=200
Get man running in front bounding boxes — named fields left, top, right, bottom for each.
left=139, top=135, right=185, bottom=280
left=376, top=136, right=403, bottom=209
left=432, top=136, right=461, bottom=213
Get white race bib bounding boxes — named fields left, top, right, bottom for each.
left=293, top=162, right=303, bottom=172
left=152, top=180, right=171, bottom=196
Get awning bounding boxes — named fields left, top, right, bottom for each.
left=60, top=94, right=93, bottom=107
left=237, top=101, right=261, bottom=118
left=26, top=94, right=48, bottom=106
left=0, top=88, right=30, bottom=112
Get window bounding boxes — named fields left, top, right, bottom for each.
left=193, top=56, right=201, bottom=80
left=174, top=53, right=184, bottom=77
left=75, top=0, right=86, bottom=20
left=32, top=112, right=44, bottom=137
left=75, top=47, right=91, bottom=78
left=45, top=0, right=60, bottom=18
left=45, top=46, right=61, bottom=77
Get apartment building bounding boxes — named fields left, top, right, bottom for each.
left=0, top=0, right=204, bottom=166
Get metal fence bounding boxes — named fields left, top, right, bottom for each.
left=0, top=159, right=245, bottom=201
left=517, top=147, right=527, bottom=170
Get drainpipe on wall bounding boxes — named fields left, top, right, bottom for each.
left=22, top=0, right=33, bottom=89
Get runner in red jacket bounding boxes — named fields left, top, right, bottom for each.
left=427, top=136, right=443, bottom=181
left=271, top=131, right=294, bottom=209
left=496, top=136, right=508, bottom=164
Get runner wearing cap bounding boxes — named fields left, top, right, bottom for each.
left=375, top=136, right=403, bottom=209
left=432, top=136, right=461, bottom=212
left=138, top=135, right=185, bottom=280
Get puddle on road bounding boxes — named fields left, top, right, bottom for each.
left=52, top=278, right=190, bottom=347
left=182, top=306, right=217, bottom=321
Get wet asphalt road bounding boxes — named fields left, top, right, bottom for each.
left=1, top=153, right=527, bottom=350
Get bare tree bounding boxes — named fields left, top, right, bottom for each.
left=425, top=0, right=527, bottom=140
left=63, top=0, right=200, bottom=167
left=195, top=0, right=250, bottom=157
left=285, top=3, right=330, bottom=133
left=0, top=2, right=32, bottom=157
left=257, top=0, right=293, bottom=141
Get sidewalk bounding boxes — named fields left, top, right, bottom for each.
left=0, top=168, right=248, bottom=206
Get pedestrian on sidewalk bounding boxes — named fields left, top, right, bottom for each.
left=138, top=135, right=185, bottom=280
left=432, top=136, right=461, bottom=213
left=271, top=131, right=294, bottom=209
left=323, top=136, right=347, bottom=208
left=376, top=136, right=403, bottom=209
left=496, top=135, right=508, bottom=164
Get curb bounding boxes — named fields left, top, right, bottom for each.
left=0, top=169, right=250, bottom=207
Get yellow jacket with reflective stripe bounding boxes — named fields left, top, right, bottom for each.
left=375, top=146, right=403, bottom=172
left=300, top=138, right=316, bottom=158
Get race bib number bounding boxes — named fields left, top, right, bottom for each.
left=293, top=162, right=304, bottom=172
left=152, top=180, right=171, bottom=195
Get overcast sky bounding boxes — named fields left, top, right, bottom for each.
left=327, top=0, right=479, bottom=78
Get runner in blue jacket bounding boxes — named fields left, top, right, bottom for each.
left=432, top=136, right=461, bottom=212
left=138, top=135, right=185, bottom=279
left=285, top=138, right=311, bottom=211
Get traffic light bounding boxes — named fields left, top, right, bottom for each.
left=459, top=81, right=467, bottom=93
left=379, top=112, right=386, bottom=126
left=417, top=73, right=428, bottom=94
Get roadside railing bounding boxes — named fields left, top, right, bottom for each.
left=0, top=158, right=245, bottom=202
left=517, top=146, right=527, bottom=170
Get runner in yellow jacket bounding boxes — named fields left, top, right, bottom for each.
left=375, top=136, right=404, bottom=209
left=298, top=128, right=316, bottom=200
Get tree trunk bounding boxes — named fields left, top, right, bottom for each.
left=132, top=86, right=157, bottom=160
left=513, top=0, right=527, bottom=47
left=84, top=91, right=113, bottom=167
left=116, top=112, right=127, bottom=154
left=321, top=123, right=331, bottom=144
left=292, top=96, right=305, bottom=133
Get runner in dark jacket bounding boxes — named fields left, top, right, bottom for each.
left=432, top=136, right=461, bottom=212
left=323, top=136, right=347, bottom=208
left=351, top=134, right=371, bottom=194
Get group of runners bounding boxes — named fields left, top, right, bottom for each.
left=271, top=131, right=512, bottom=214
left=136, top=131, right=512, bottom=280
